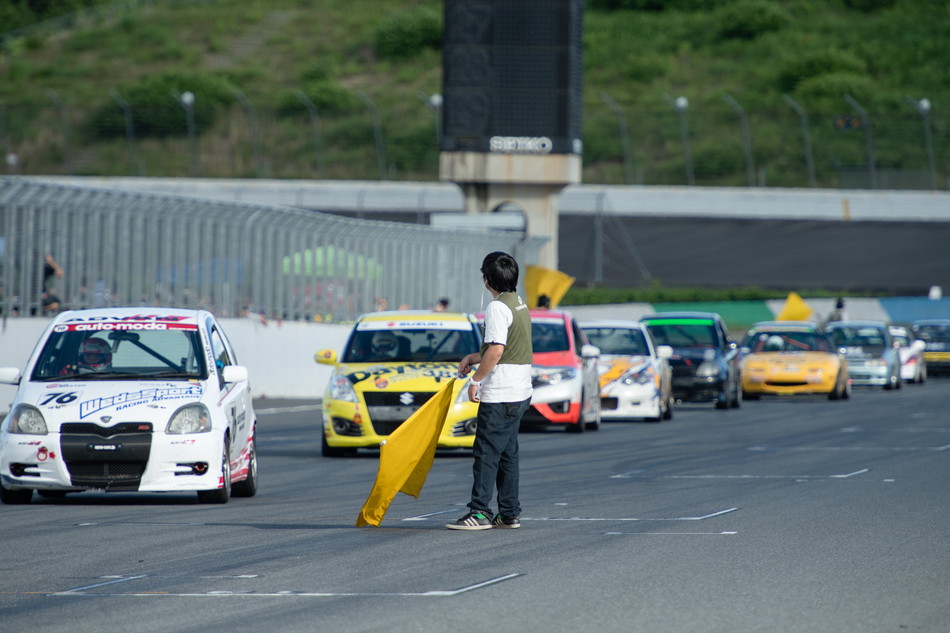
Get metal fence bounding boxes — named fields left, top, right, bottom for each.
left=0, top=178, right=543, bottom=321
left=0, top=98, right=946, bottom=190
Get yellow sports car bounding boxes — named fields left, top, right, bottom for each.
left=314, top=311, right=481, bottom=456
left=740, top=321, right=850, bottom=400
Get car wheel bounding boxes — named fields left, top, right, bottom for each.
left=0, top=483, right=33, bottom=504
left=197, top=436, right=231, bottom=504
left=662, top=394, right=674, bottom=420
left=322, top=428, right=351, bottom=456
left=918, top=365, right=927, bottom=384
left=743, top=390, right=760, bottom=401
left=231, top=432, right=258, bottom=498
left=715, top=393, right=729, bottom=409
left=584, top=396, right=601, bottom=431
left=895, top=374, right=902, bottom=389
left=731, top=383, right=742, bottom=408
left=841, top=379, right=851, bottom=400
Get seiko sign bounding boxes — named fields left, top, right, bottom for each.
left=489, top=136, right=553, bottom=154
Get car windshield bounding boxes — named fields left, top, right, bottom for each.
left=644, top=319, right=717, bottom=348
left=829, top=326, right=887, bottom=352
left=582, top=326, right=649, bottom=356
left=744, top=331, right=829, bottom=353
left=31, top=326, right=207, bottom=381
left=532, top=320, right=570, bottom=353
left=343, top=323, right=480, bottom=363
left=912, top=324, right=950, bottom=343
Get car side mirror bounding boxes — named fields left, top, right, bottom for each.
left=656, top=345, right=673, bottom=360
left=580, top=344, right=600, bottom=359
left=0, top=367, right=21, bottom=385
left=221, top=365, right=248, bottom=384
left=314, top=348, right=338, bottom=365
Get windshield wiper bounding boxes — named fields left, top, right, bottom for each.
left=145, top=370, right=202, bottom=379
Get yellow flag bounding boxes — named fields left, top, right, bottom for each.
left=525, top=265, right=575, bottom=309
left=775, top=292, right=814, bottom=321
left=356, top=378, right=458, bottom=527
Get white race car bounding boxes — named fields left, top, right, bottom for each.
left=0, top=308, right=257, bottom=504
left=889, top=325, right=927, bottom=383
left=582, top=320, right=674, bottom=422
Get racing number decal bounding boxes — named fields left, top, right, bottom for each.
left=39, top=392, right=80, bottom=406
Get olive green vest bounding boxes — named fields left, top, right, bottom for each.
left=480, top=292, right=532, bottom=364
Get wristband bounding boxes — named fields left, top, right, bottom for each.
left=469, top=378, right=482, bottom=387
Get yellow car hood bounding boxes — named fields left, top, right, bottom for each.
left=743, top=351, right=839, bottom=370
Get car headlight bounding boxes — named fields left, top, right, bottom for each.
left=696, top=361, right=721, bottom=378
left=622, top=366, right=655, bottom=385
left=329, top=375, right=358, bottom=402
left=532, top=367, right=576, bottom=386
left=166, top=404, right=212, bottom=434
left=9, top=405, right=48, bottom=435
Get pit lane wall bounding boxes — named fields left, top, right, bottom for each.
left=1, top=296, right=948, bottom=402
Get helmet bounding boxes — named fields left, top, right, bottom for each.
left=764, top=335, right=784, bottom=352
left=79, top=337, right=112, bottom=370
left=371, top=331, right=398, bottom=356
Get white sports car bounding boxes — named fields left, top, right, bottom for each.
left=582, top=320, right=674, bottom=422
left=889, top=325, right=927, bottom=383
left=0, top=308, right=257, bottom=504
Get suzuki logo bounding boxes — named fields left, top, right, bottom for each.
left=399, top=392, right=414, bottom=406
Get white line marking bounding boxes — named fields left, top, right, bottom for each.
left=829, top=469, right=869, bottom=478
left=605, top=531, right=738, bottom=536
left=402, top=509, right=460, bottom=521
left=519, top=507, right=739, bottom=522
left=48, top=574, right=522, bottom=598
left=54, top=575, right=148, bottom=594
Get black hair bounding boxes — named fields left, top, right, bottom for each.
left=537, top=294, right=551, bottom=309
left=481, top=251, right=519, bottom=293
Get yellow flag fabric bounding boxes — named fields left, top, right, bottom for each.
left=356, top=377, right=458, bottom=527
left=775, top=292, right=814, bottom=321
left=524, top=265, right=575, bottom=309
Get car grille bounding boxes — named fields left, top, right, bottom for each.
left=601, top=397, right=619, bottom=410
left=59, top=422, right=153, bottom=490
left=362, top=391, right=435, bottom=436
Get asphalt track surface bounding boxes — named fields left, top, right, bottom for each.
left=2, top=382, right=949, bottom=633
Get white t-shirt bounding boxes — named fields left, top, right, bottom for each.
left=480, top=297, right=533, bottom=403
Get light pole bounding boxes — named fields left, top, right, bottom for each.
left=294, top=90, right=325, bottom=179
left=357, top=91, right=387, bottom=180
left=601, top=92, right=635, bottom=185
left=45, top=88, right=71, bottom=167
left=905, top=95, right=937, bottom=190
left=664, top=94, right=694, bottom=186
left=844, top=93, right=876, bottom=189
left=723, top=93, right=755, bottom=186
left=232, top=88, right=264, bottom=177
left=111, top=89, right=139, bottom=176
left=178, top=90, right=199, bottom=177
left=782, top=94, right=816, bottom=188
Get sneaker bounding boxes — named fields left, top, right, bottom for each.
left=445, top=510, right=493, bottom=531
left=492, top=514, right=521, bottom=529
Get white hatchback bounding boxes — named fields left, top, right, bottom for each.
left=0, top=308, right=257, bottom=504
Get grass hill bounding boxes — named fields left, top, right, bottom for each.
left=0, top=0, right=947, bottom=187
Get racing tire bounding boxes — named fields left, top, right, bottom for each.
left=743, top=390, right=760, bottom=401
left=663, top=394, right=674, bottom=420
left=841, top=380, right=851, bottom=400
left=731, top=384, right=742, bottom=408
left=231, top=432, right=258, bottom=498
left=197, top=436, right=231, bottom=504
left=715, top=393, right=729, bottom=410
left=584, top=392, right=602, bottom=431
left=566, top=415, right=585, bottom=433
left=0, top=483, right=33, bottom=504
left=322, top=429, right=351, bottom=457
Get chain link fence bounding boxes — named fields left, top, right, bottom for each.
left=0, top=99, right=945, bottom=189
left=0, top=178, right=544, bottom=322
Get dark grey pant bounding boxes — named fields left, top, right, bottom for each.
left=469, top=397, right=531, bottom=518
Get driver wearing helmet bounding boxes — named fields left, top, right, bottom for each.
left=370, top=331, right=399, bottom=360
left=77, top=337, right=112, bottom=373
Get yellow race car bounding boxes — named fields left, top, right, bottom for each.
left=739, top=321, right=850, bottom=400
left=314, top=311, right=481, bottom=456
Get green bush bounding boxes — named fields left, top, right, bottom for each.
left=795, top=72, right=875, bottom=105
left=777, top=49, right=867, bottom=93
left=277, top=80, right=359, bottom=117
left=588, top=0, right=720, bottom=11
left=844, top=0, right=897, bottom=11
left=715, top=1, right=788, bottom=40
left=373, top=8, right=441, bottom=60
left=88, top=71, right=237, bottom=139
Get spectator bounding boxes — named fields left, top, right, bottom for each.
left=434, top=297, right=450, bottom=312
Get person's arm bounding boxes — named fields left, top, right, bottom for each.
left=467, top=343, right=504, bottom=403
